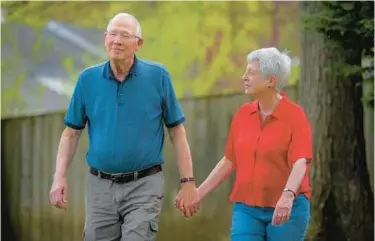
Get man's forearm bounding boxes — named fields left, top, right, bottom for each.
left=284, top=158, right=308, bottom=194
left=54, top=127, right=82, bottom=178
left=168, top=124, right=193, bottom=178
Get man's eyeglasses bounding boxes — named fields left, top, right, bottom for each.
left=107, top=31, right=139, bottom=40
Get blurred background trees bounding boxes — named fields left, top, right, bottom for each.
left=1, top=1, right=300, bottom=117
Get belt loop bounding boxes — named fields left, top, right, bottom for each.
left=134, top=171, right=139, bottom=181
left=97, top=170, right=102, bottom=179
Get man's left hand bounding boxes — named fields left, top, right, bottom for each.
left=272, top=191, right=294, bottom=226
left=175, top=182, right=200, bottom=217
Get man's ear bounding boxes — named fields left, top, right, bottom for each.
left=137, top=38, right=144, bottom=48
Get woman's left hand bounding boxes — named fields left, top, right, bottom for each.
left=272, top=191, right=295, bottom=226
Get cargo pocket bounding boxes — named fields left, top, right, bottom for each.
left=82, top=229, right=87, bottom=241
left=82, top=228, right=94, bottom=241
left=147, top=219, right=159, bottom=241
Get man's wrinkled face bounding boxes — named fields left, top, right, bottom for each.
left=104, top=18, right=143, bottom=61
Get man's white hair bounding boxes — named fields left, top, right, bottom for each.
left=106, top=13, right=142, bottom=38
left=247, top=47, right=291, bottom=91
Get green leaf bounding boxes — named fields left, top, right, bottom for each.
left=341, top=2, right=355, bottom=11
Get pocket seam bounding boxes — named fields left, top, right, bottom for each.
left=149, top=219, right=158, bottom=232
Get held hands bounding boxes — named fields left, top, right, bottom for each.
left=175, top=181, right=200, bottom=217
left=272, top=191, right=295, bottom=226
left=49, top=175, right=69, bottom=210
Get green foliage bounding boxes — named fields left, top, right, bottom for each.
left=3, top=1, right=301, bottom=104
left=289, top=65, right=300, bottom=86
left=1, top=73, right=27, bottom=116
left=302, top=1, right=374, bottom=107
left=301, top=2, right=373, bottom=49
left=1, top=22, right=48, bottom=117
left=61, top=56, right=78, bottom=80
left=1, top=25, right=26, bottom=117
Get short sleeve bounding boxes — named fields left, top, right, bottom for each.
left=288, top=112, right=313, bottom=165
left=64, top=74, right=87, bottom=130
left=161, top=69, right=185, bottom=128
left=225, top=117, right=237, bottom=165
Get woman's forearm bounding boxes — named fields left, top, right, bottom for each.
left=284, top=158, right=308, bottom=194
left=198, top=156, right=235, bottom=199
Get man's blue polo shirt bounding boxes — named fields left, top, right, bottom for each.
left=64, top=56, right=185, bottom=173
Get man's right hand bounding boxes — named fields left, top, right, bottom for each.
left=49, top=175, right=68, bottom=210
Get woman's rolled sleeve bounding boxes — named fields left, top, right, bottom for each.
left=225, top=120, right=237, bottom=165
left=288, top=114, right=313, bottom=165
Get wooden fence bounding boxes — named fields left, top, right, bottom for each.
left=2, top=86, right=373, bottom=241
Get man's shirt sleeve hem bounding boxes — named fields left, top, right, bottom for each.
left=64, top=120, right=85, bottom=130
left=165, top=116, right=185, bottom=128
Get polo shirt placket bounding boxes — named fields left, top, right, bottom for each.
left=117, top=81, right=126, bottom=107
left=108, top=64, right=137, bottom=168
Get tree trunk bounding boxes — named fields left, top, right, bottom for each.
left=300, top=2, right=374, bottom=241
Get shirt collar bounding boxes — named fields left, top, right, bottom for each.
left=102, top=55, right=139, bottom=80
left=249, top=95, right=287, bottom=120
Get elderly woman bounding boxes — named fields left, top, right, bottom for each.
left=197, top=47, right=313, bottom=241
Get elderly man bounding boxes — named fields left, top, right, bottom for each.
left=49, top=13, right=199, bottom=241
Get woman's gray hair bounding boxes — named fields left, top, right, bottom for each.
left=247, top=47, right=291, bottom=91
left=107, top=13, right=142, bottom=38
